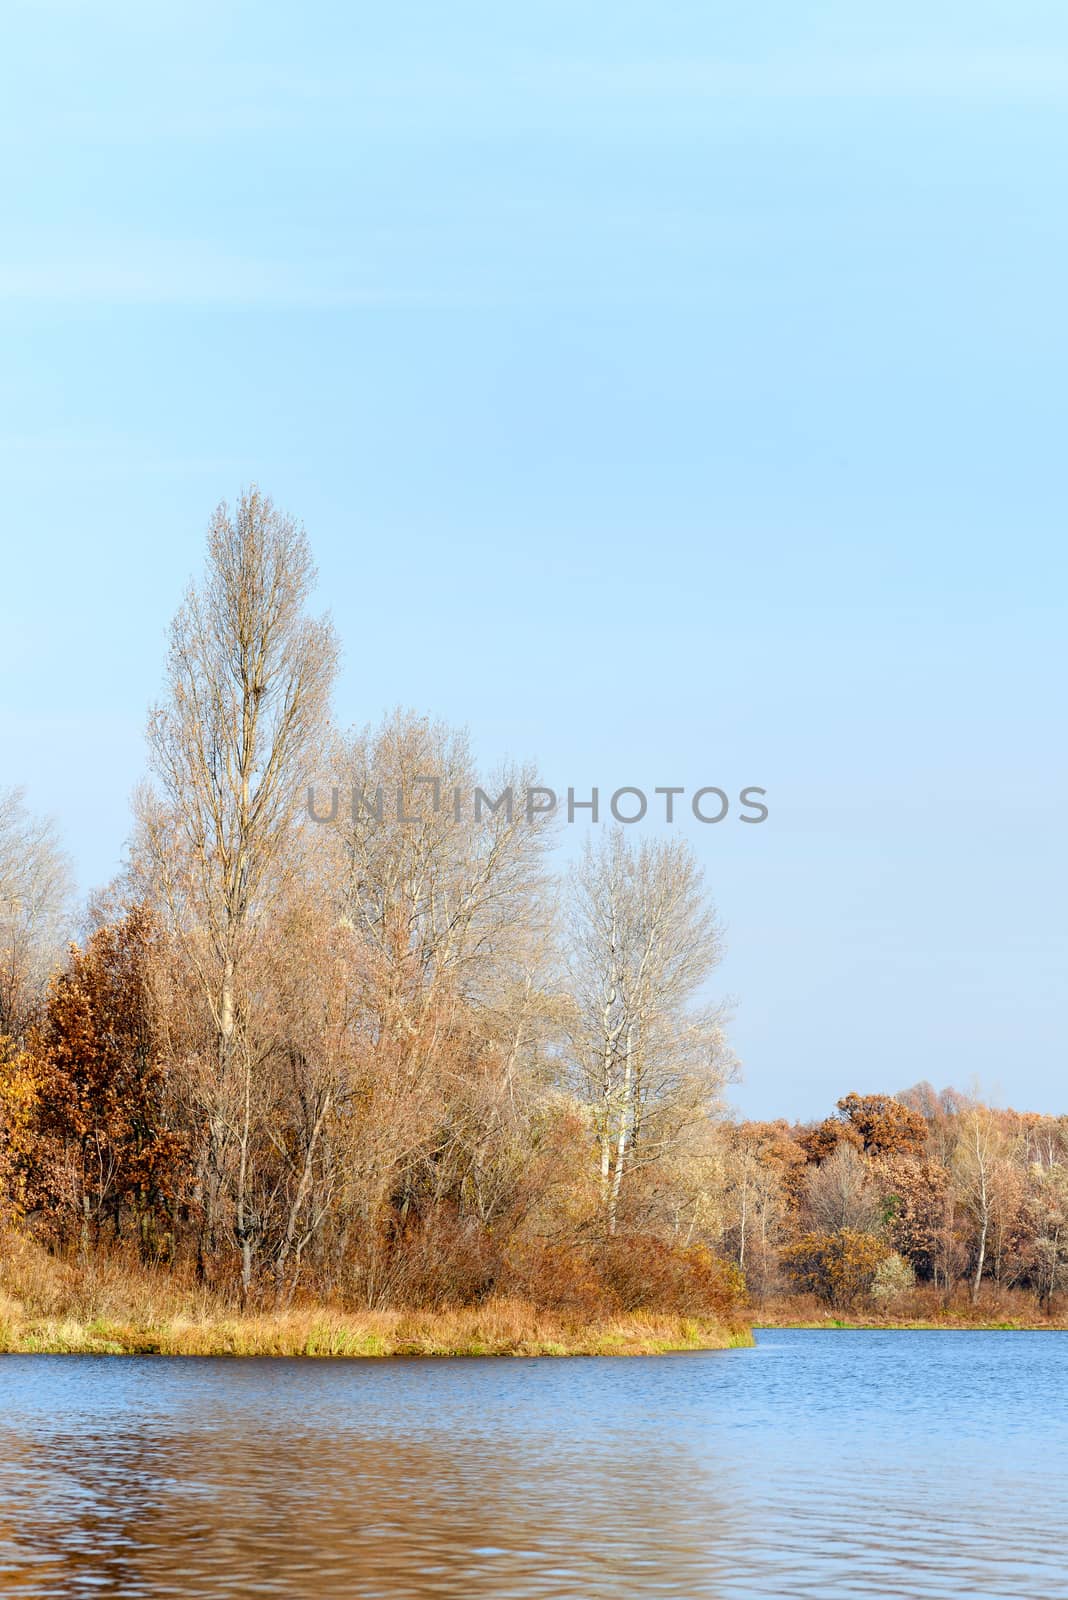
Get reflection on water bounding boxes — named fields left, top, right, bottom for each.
left=0, top=1331, right=1066, bottom=1598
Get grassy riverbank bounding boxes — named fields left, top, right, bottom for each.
left=0, top=1304, right=751, bottom=1357
left=0, top=1233, right=750, bottom=1356
left=753, top=1295, right=1068, bottom=1332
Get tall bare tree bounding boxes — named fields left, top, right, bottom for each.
left=566, top=828, right=733, bottom=1234
left=137, top=488, right=339, bottom=1294
left=0, top=787, right=73, bottom=1043
left=318, top=710, right=561, bottom=1264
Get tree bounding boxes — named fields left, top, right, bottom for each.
left=796, top=1115, right=861, bottom=1167
left=1029, top=1163, right=1068, bottom=1311
left=137, top=488, right=339, bottom=1296
left=6, top=907, right=187, bottom=1254
left=782, top=1229, right=890, bottom=1309
left=802, top=1142, right=880, bottom=1234
left=877, top=1155, right=950, bottom=1282
left=318, top=709, right=563, bottom=1289
left=566, top=828, right=733, bottom=1234
left=871, top=1252, right=916, bottom=1305
left=0, top=787, right=72, bottom=1043
left=723, top=1120, right=805, bottom=1294
left=953, top=1104, right=1002, bottom=1305
left=836, top=1093, right=927, bottom=1159
left=325, top=708, right=556, bottom=1036
left=899, top=1080, right=971, bottom=1166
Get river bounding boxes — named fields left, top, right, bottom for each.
left=1, top=1329, right=1065, bottom=1597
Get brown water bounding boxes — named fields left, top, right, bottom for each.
left=0, top=1330, right=1065, bottom=1598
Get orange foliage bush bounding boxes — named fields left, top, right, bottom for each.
left=781, top=1229, right=891, bottom=1309
left=595, top=1237, right=746, bottom=1318
left=336, top=1213, right=747, bottom=1324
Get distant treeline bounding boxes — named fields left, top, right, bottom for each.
left=724, top=1089, right=1068, bottom=1314
left=1, top=492, right=1063, bottom=1323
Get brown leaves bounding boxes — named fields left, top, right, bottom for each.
left=7, top=906, right=189, bottom=1249
left=781, top=1229, right=891, bottom=1309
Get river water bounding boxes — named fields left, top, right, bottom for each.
left=0, top=1329, right=1065, bottom=1598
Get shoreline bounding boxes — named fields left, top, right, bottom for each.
left=752, top=1314, right=1068, bottom=1332
left=0, top=1302, right=753, bottom=1358
left=7, top=1310, right=1067, bottom=1354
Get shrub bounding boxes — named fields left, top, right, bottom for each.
left=871, top=1251, right=916, bottom=1304
left=781, top=1229, right=890, bottom=1308
left=597, top=1236, right=746, bottom=1318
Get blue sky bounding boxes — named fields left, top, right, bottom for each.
left=2, top=1, right=1065, bottom=1119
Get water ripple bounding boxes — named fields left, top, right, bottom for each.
left=0, top=1331, right=1065, bottom=1598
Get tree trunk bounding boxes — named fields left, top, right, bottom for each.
left=607, top=1026, right=634, bottom=1236
left=972, top=1212, right=988, bottom=1305
left=274, top=1092, right=331, bottom=1308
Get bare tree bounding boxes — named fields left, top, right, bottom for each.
left=1031, top=1162, right=1068, bottom=1311
left=803, top=1142, right=880, bottom=1234
left=953, top=1104, right=1002, bottom=1305
left=0, top=787, right=73, bottom=1042
left=325, top=710, right=555, bottom=1020
left=137, top=488, right=339, bottom=1296
left=318, top=710, right=562, bottom=1270
left=566, top=827, right=734, bottom=1234
left=323, top=709, right=560, bottom=1120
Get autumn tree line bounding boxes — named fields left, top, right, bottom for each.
left=1, top=491, right=1065, bottom=1321
left=724, top=1090, right=1068, bottom=1314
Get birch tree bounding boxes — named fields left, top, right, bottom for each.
left=566, top=828, right=733, bottom=1234
left=953, top=1104, right=1002, bottom=1305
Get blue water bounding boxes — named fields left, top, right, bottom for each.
left=0, top=1330, right=1065, bottom=1597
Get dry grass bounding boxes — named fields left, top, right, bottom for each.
left=0, top=1232, right=751, bottom=1357
left=752, top=1289, right=1068, bottom=1331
